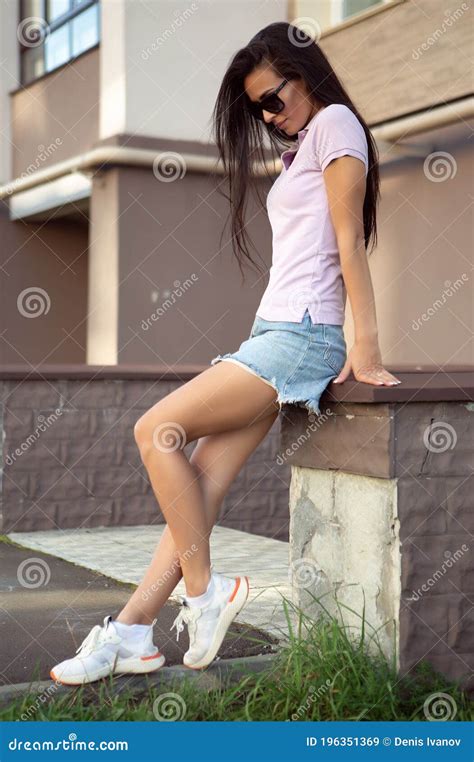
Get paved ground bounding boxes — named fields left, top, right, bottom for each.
left=0, top=538, right=278, bottom=687
left=7, top=524, right=296, bottom=641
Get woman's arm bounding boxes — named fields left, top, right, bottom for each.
left=322, top=155, right=401, bottom=386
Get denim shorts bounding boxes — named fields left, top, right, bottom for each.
left=210, top=308, right=347, bottom=416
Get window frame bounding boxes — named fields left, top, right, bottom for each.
left=321, top=0, right=407, bottom=37
left=19, top=0, right=100, bottom=86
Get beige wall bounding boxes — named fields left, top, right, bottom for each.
left=0, top=0, right=18, bottom=186
left=302, top=0, right=472, bottom=122
left=99, top=0, right=288, bottom=142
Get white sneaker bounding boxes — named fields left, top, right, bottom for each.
left=170, top=572, right=250, bottom=669
left=50, top=615, right=165, bottom=685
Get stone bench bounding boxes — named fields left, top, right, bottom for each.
left=279, top=367, right=473, bottom=692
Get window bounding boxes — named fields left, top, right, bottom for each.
left=19, top=0, right=100, bottom=85
left=322, top=0, right=396, bottom=28
left=342, top=0, right=382, bottom=20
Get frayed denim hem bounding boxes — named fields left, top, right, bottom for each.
left=210, top=355, right=322, bottom=417
left=210, top=355, right=280, bottom=395
left=278, top=396, right=322, bottom=418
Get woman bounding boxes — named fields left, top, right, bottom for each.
left=50, top=21, right=401, bottom=685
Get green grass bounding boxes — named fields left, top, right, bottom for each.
left=1, top=593, right=472, bottom=722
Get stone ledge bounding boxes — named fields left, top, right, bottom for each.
left=0, top=364, right=205, bottom=381
left=280, top=399, right=474, bottom=478
left=0, top=654, right=278, bottom=708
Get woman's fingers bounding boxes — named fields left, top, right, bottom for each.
left=354, top=364, right=401, bottom=386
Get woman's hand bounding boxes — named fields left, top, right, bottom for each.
left=332, top=337, right=401, bottom=386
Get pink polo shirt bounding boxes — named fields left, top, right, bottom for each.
left=256, top=103, right=369, bottom=325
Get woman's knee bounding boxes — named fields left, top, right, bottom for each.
left=133, top=411, right=153, bottom=451
left=134, top=405, right=188, bottom=456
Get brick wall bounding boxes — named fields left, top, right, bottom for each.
left=0, top=371, right=290, bottom=540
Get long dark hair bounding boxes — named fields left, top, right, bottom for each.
left=211, top=21, right=380, bottom=279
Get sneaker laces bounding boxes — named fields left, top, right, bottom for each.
left=75, top=618, right=119, bottom=658
left=170, top=601, right=198, bottom=643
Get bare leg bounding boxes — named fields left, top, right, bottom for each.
left=120, top=360, right=279, bottom=622
left=116, top=407, right=278, bottom=624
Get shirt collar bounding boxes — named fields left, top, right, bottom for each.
left=280, top=109, right=326, bottom=168
left=296, top=128, right=308, bottom=147
left=280, top=125, right=311, bottom=169
left=296, top=108, right=324, bottom=146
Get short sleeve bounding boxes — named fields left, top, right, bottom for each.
left=313, top=104, right=368, bottom=175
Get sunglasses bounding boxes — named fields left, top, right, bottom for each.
left=246, top=77, right=290, bottom=121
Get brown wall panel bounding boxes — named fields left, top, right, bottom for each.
left=10, top=47, right=100, bottom=178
